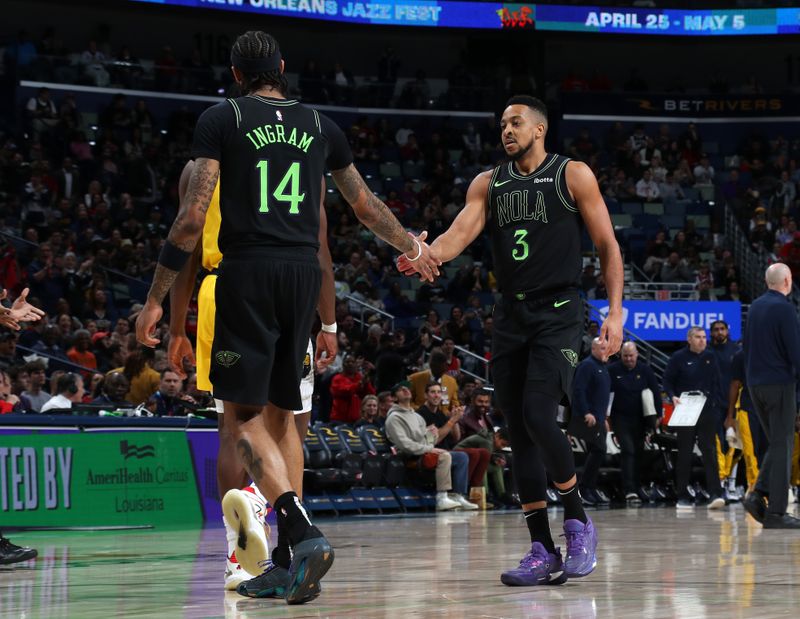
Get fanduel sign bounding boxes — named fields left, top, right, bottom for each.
left=589, top=301, right=741, bottom=341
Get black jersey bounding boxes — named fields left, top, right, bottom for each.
left=486, top=153, right=582, bottom=296
left=191, top=94, right=352, bottom=255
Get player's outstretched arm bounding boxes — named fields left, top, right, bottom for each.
left=330, top=164, right=440, bottom=282
left=167, top=161, right=201, bottom=377
left=137, top=157, right=218, bottom=347
left=568, top=160, right=624, bottom=355
left=397, top=171, right=490, bottom=276
left=316, top=183, right=337, bottom=371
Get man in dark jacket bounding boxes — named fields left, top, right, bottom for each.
left=608, top=341, right=662, bottom=505
left=571, top=337, right=610, bottom=506
left=664, top=326, right=725, bottom=510
left=743, top=263, right=800, bottom=528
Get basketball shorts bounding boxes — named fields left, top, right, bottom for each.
left=490, top=288, right=583, bottom=411
left=209, top=251, right=321, bottom=409
left=213, top=338, right=313, bottom=415
left=199, top=274, right=314, bottom=415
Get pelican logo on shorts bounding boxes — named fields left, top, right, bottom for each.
left=561, top=349, right=578, bottom=368
left=302, top=352, right=312, bottom=378
left=216, top=350, right=241, bottom=368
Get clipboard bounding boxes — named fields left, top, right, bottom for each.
left=667, top=391, right=707, bottom=427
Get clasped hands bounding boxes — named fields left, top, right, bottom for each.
left=396, top=231, right=442, bottom=283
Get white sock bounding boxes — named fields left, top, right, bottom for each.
left=222, top=515, right=237, bottom=560
left=437, top=492, right=448, bottom=500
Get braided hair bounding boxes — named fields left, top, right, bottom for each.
left=231, top=31, right=288, bottom=97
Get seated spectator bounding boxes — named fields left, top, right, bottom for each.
left=384, top=381, right=476, bottom=511
left=420, top=309, right=443, bottom=338
left=41, top=372, right=84, bottom=413
left=354, top=394, right=380, bottom=428
left=20, top=360, right=50, bottom=412
left=455, top=426, right=513, bottom=507
left=330, top=354, right=375, bottom=424
left=417, top=381, right=491, bottom=508
left=660, top=252, right=693, bottom=283
left=376, top=391, right=395, bottom=426
left=80, top=40, right=109, bottom=87
left=459, top=387, right=494, bottom=440
left=442, top=305, right=470, bottom=347
left=658, top=171, right=686, bottom=203
left=409, top=348, right=460, bottom=414
left=693, top=155, right=715, bottom=185
left=26, top=88, right=59, bottom=139
left=441, top=337, right=462, bottom=379
left=185, top=372, right=215, bottom=409
left=774, top=216, right=795, bottom=246
left=638, top=137, right=661, bottom=169
left=91, top=371, right=132, bottom=408
left=111, top=346, right=160, bottom=405
left=416, top=382, right=463, bottom=450
left=649, top=155, right=667, bottom=184
left=695, top=262, right=714, bottom=290
left=0, top=369, right=25, bottom=414
left=66, top=329, right=97, bottom=380
left=719, top=281, right=747, bottom=303
left=151, top=369, right=196, bottom=417
left=0, top=333, right=21, bottom=371
left=635, top=170, right=660, bottom=201
left=327, top=61, right=355, bottom=105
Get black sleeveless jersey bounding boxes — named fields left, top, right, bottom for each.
left=191, top=94, right=352, bottom=254
left=486, top=153, right=582, bottom=296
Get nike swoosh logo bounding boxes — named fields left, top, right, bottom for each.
left=494, top=180, right=512, bottom=187
left=554, top=300, right=571, bottom=308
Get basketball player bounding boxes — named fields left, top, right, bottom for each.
left=135, top=30, right=438, bottom=605
left=167, top=161, right=337, bottom=590
left=399, top=95, right=623, bottom=585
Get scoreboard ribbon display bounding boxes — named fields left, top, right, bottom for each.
left=130, top=0, right=800, bottom=34
left=534, top=5, right=800, bottom=36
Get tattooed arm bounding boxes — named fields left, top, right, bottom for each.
left=147, top=158, right=219, bottom=304
left=331, top=164, right=440, bottom=281
left=136, top=157, right=218, bottom=347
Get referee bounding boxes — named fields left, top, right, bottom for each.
left=743, top=263, right=800, bottom=529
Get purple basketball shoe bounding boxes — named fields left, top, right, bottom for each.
left=500, top=542, right=568, bottom=586
left=563, top=518, right=597, bottom=578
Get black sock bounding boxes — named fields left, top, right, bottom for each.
left=271, top=517, right=291, bottom=569
left=558, top=484, right=587, bottom=524
left=273, top=492, right=321, bottom=548
left=523, top=508, right=555, bottom=553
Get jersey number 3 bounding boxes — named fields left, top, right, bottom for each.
left=512, top=229, right=529, bottom=261
left=256, top=160, right=305, bottom=214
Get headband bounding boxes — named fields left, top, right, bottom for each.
left=231, top=51, right=282, bottom=74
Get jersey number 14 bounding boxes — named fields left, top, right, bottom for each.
left=256, top=160, right=305, bottom=214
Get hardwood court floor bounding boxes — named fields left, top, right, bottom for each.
left=3, top=504, right=800, bottom=619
